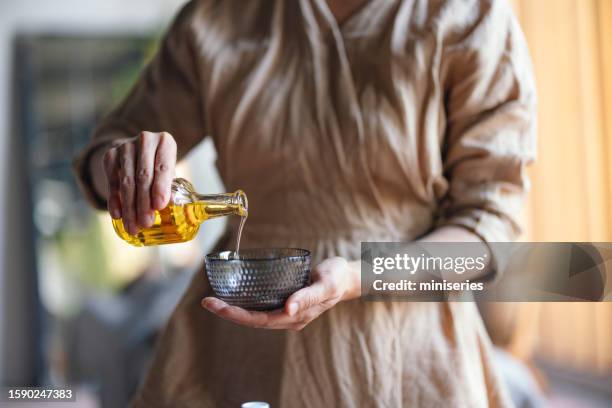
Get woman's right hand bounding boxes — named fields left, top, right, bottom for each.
left=102, top=131, right=177, bottom=235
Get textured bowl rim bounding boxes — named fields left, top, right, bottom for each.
left=205, top=247, right=311, bottom=262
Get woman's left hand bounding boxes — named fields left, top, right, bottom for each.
left=201, top=257, right=360, bottom=331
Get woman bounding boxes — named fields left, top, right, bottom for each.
left=74, top=0, right=536, bottom=406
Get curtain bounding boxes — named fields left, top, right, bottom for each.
left=497, top=0, right=612, bottom=376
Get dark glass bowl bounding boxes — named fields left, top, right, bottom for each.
left=205, top=248, right=311, bottom=311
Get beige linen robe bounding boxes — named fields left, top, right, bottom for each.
left=74, top=0, right=536, bottom=406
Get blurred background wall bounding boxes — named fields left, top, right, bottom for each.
left=512, top=0, right=612, bottom=241
left=0, top=0, right=191, bottom=388
left=508, top=0, right=612, bottom=383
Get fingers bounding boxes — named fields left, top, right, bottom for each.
left=118, top=143, right=138, bottom=235
left=102, top=131, right=177, bottom=234
left=201, top=298, right=295, bottom=329
left=285, top=279, right=338, bottom=317
left=103, top=148, right=121, bottom=219
left=135, top=132, right=156, bottom=227
left=201, top=287, right=336, bottom=331
left=285, top=257, right=349, bottom=316
left=152, top=132, right=176, bottom=210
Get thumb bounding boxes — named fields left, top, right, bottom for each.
left=285, top=280, right=328, bottom=316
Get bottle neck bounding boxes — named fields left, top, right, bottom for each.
left=193, top=190, right=248, bottom=220
left=170, top=179, right=248, bottom=224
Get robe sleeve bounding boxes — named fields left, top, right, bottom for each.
left=72, top=0, right=206, bottom=209
left=436, top=0, right=537, bottom=276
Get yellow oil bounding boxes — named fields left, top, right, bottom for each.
left=112, top=201, right=247, bottom=247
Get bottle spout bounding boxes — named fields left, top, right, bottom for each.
left=233, top=190, right=248, bottom=217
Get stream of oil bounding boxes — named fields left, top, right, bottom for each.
left=235, top=214, right=247, bottom=254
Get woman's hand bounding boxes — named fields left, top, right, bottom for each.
left=202, top=257, right=361, bottom=331
left=101, top=131, right=177, bottom=235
